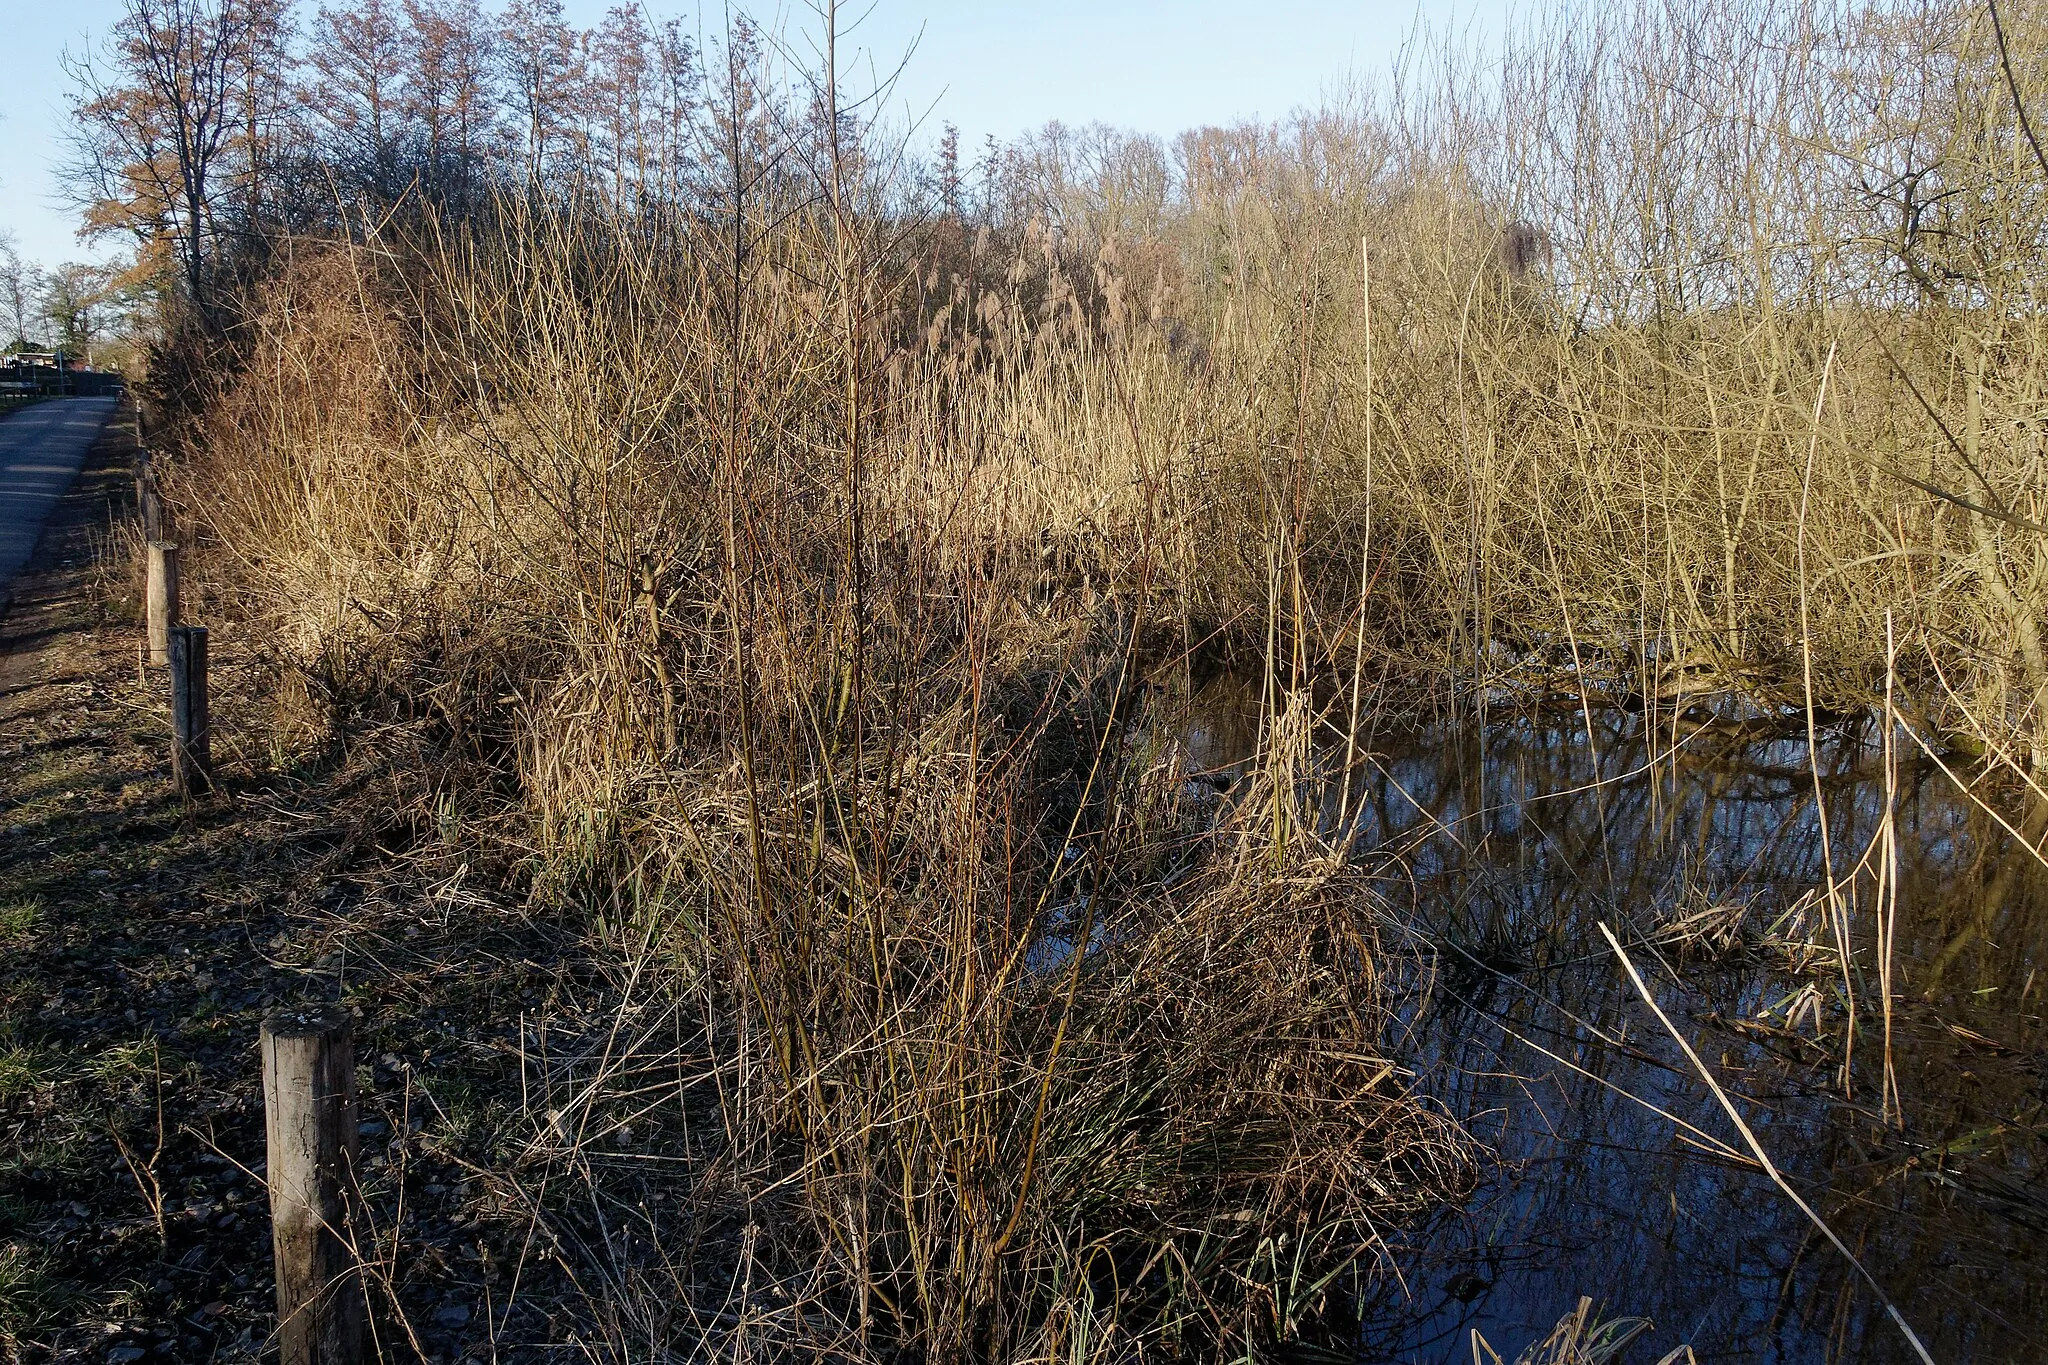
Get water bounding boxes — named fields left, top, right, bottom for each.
left=1170, top=680, right=2047, bottom=1363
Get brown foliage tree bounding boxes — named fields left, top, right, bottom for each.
left=497, top=0, right=583, bottom=180
left=306, top=0, right=408, bottom=193
left=402, top=0, right=497, bottom=195
left=64, top=0, right=254, bottom=316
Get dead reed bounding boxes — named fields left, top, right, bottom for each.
left=148, top=0, right=2048, bottom=1355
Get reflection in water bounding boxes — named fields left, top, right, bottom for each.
left=1172, top=680, right=2047, bottom=1363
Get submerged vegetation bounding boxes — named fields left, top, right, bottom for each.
left=35, top=0, right=2048, bottom=1356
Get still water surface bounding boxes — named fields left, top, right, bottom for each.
left=1173, top=682, right=2046, bottom=1363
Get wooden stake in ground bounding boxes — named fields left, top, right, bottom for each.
left=145, top=541, right=178, bottom=666
left=138, top=467, right=165, bottom=542
left=262, top=1006, right=367, bottom=1365
left=168, top=624, right=210, bottom=795
left=135, top=430, right=166, bottom=542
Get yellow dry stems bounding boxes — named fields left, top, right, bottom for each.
left=154, top=0, right=2048, bottom=1357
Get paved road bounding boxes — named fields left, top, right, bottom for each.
left=0, top=397, right=119, bottom=597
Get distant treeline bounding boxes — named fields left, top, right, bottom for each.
left=64, top=0, right=777, bottom=314
left=63, top=0, right=1207, bottom=322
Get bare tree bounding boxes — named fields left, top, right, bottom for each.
left=649, top=17, right=697, bottom=201
left=497, top=0, right=583, bottom=181
left=402, top=0, right=497, bottom=199
left=64, top=0, right=251, bottom=318
left=588, top=5, right=653, bottom=204
left=223, top=0, right=297, bottom=234
left=935, top=121, right=961, bottom=220
left=0, top=243, right=42, bottom=350
left=306, top=0, right=408, bottom=195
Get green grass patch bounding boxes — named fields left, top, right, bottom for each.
left=86, top=1040, right=157, bottom=1092
left=0, top=1241, right=69, bottom=1352
left=0, top=900, right=39, bottom=948
left=0, top=1049, right=52, bottom=1104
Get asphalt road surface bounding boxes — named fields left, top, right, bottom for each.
left=0, top=397, right=119, bottom=599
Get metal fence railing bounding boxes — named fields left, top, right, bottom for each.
left=0, top=353, right=126, bottom=397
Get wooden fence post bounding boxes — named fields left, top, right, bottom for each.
left=168, top=625, right=210, bottom=795
left=262, top=1006, right=366, bottom=1365
left=137, top=458, right=164, bottom=544
left=145, top=542, right=178, bottom=666
left=138, top=468, right=165, bottom=542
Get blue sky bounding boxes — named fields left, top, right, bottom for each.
left=0, top=0, right=1517, bottom=268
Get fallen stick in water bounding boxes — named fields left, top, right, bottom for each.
left=1598, top=922, right=1935, bottom=1365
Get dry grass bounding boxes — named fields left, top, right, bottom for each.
left=136, top=0, right=2048, bottom=1356
left=166, top=138, right=1475, bottom=1365
left=1470, top=1297, right=1692, bottom=1365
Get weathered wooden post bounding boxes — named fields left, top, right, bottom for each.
left=262, top=1006, right=366, bottom=1365
left=139, top=468, right=166, bottom=542
left=168, top=624, right=211, bottom=795
left=145, top=541, right=179, bottom=666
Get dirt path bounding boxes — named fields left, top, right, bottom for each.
left=0, top=409, right=288, bottom=1362
left=0, top=413, right=584, bottom=1363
